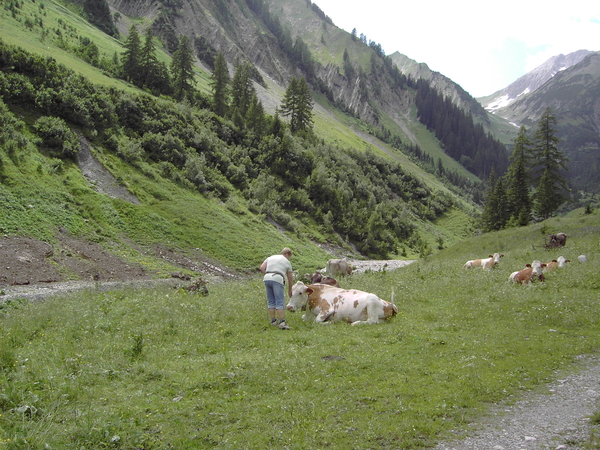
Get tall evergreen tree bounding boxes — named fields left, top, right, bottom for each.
left=246, top=92, right=266, bottom=138
left=170, top=35, right=196, bottom=102
left=121, top=26, right=142, bottom=85
left=534, top=167, right=559, bottom=219
left=210, top=52, right=230, bottom=117
left=140, top=28, right=158, bottom=86
left=281, top=77, right=314, bottom=133
left=505, top=125, right=532, bottom=226
left=531, top=107, right=569, bottom=218
left=230, top=61, right=254, bottom=121
left=481, top=168, right=509, bottom=232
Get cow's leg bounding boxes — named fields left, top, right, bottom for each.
left=351, top=299, right=384, bottom=325
left=315, top=311, right=334, bottom=323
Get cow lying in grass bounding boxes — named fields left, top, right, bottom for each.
left=543, top=256, right=570, bottom=273
left=463, top=253, right=504, bottom=270
left=286, top=281, right=397, bottom=325
left=509, top=261, right=546, bottom=284
left=305, top=271, right=341, bottom=287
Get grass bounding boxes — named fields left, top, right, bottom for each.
left=1, top=211, right=599, bottom=449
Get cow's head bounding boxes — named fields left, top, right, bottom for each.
left=286, top=281, right=314, bottom=312
left=531, top=260, right=546, bottom=275
left=492, top=253, right=504, bottom=263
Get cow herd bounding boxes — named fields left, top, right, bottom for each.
left=462, top=233, right=585, bottom=285
left=285, top=232, right=585, bottom=327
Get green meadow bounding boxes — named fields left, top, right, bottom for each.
left=1, top=210, right=599, bottom=449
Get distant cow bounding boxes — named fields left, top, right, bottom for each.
left=543, top=256, right=570, bottom=272
left=547, top=232, right=567, bottom=248
left=286, top=281, right=397, bottom=325
left=305, top=271, right=341, bottom=287
left=509, top=260, right=546, bottom=284
left=463, top=253, right=504, bottom=270
left=326, top=259, right=353, bottom=277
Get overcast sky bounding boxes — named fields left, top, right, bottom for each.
left=312, top=0, right=599, bottom=98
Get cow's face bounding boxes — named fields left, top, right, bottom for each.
left=286, top=281, right=313, bottom=312
left=492, top=253, right=504, bottom=263
left=531, top=261, right=546, bottom=275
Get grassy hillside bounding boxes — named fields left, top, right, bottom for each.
left=0, top=0, right=485, bottom=277
left=1, top=210, right=598, bottom=448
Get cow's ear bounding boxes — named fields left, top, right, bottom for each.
left=488, top=255, right=493, bottom=258
left=541, top=263, right=547, bottom=267
left=500, top=254, right=504, bottom=257
left=526, top=264, right=532, bottom=267
left=306, top=288, right=314, bottom=295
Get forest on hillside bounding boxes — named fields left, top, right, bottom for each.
left=0, top=39, right=459, bottom=258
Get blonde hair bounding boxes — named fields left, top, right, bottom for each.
left=281, top=247, right=293, bottom=256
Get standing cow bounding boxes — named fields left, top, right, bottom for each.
left=286, top=281, right=397, bottom=325
left=326, top=259, right=353, bottom=277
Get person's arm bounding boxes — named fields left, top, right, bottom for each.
left=260, top=260, right=267, bottom=274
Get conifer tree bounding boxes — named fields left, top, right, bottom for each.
left=121, top=26, right=142, bottom=85
left=230, top=61, right=254, bottom=121
left=505, top=125, right=532, bottom=226
left=170, top=35, right=196, bottom=102
left=531, top=107, right=569, bottom=218
left=140, top=29, right=158, bottom=81
left=281, top=77, right=314, bottom=133
left=210, top=52, right=230, bottom=117
left=481, top=169, right=509, bottom=232
left=246, top=92, right=266, bottom=137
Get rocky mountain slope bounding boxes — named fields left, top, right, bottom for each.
left=479, top=49, right=593, bottom=114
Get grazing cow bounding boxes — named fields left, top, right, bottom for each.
left=326, top=259, right=353, bottom=277
left=305, top=271, right=341, bottom=287
left=543, top=256, right=570, bottom=272
left=547, top=232, right=567, bottom=247
left=509, top=260, right=546, bottom=284
left=286, top=281, right=397, bottom=325
left=578, top=255, right=588, bottom=263
left=463, top=253, right=504, bottom=270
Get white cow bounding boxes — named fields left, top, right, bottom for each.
left=463, top=252, right=504, bottom=270
left=286, top=281, right=397, bottom=325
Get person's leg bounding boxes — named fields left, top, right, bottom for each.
left=265, top=281, right=278, bottom=325
left=272, top=282, right=290, bottom=329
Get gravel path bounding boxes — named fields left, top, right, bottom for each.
left=434, top=354, right=600, bottom=450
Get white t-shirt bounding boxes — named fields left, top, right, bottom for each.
left=262, top=254, right=292, bottom=285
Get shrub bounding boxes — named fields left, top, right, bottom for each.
left=33, top=115, right=79, bottom=158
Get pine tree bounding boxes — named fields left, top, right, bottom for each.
left=140, top=28, right=159, bottom=88
left=531, top=107, right=569, bottom=218
left=281, top=77, right=314, bottom=133
left=505, top=125, right=532, bottom=226
left=121, top=26, right=142, bottom=85
left=230, top=61, right=254, bottom=122
left=534, top=168, right=558, bottom=219
left=210, top=52, right=230, bottom=117
left=170, top=35, right=196, bottom=102
left=481, top=169, right=509, bottom=232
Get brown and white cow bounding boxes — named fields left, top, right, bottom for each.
left=509, top=260, right=546, bottom=284
left=543, top=256, right=570, bottom=273
left=286, top=281, right=397, bottom=325
left=326, top=259, right=353, bottom=277
left=463, top=253, right=504, bottom=270
left=305, top=272, right=341, bottom=287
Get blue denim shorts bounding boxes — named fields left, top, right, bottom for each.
left=264, top=280, right=285, bottom=309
